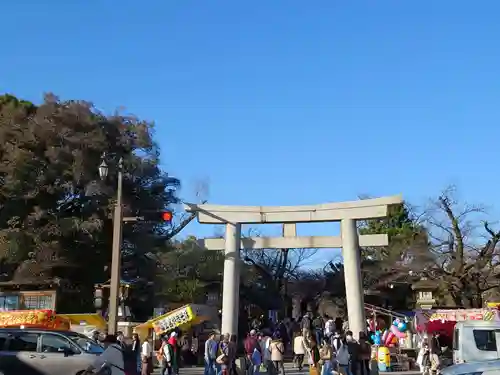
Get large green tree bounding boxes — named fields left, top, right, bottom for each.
left=153, top=236, right=225, bottom=304
left=0, top=93, right=180, bottom=316
left=359, top=201, right=429, bottom=290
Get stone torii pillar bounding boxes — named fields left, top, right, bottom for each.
left=220, top=221, right=241, bottom=336
left=185, top=195, right=402, bottom=339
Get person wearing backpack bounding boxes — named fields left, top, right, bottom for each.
left=158, top=336, right=174, bottom=375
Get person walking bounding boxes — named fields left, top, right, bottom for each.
left=345, top=331, right=360, bottom=375
left=293, top=331, right=307, bottom=371
left=244, top=330, right=262, bottom=375
left=141, top=336, right=154, bottom=375
left=216, top=334, right=231, bottom=375
left=270, top=332, right=286, bottom=375
left=417, top=340, right=440, bottom=375
left=301, top=313, right=313, bottom=339
left=229, top=334, right=239, bottom=375
left=204, top=332, right=218, bottom=375
left=335, top=337, right=351, bottom=375
left=180, top=334, right=192, bottom=366
left=308, top=336, right=321, bottom=375
left=159, top=336, right=174, bottom=375
left=260, top=331, right=273, bottom=374
left=358, top=332, right=371, bottom=375
left=131, top=333, right=142, bottom=375
left=168, top=332, right=180, bottom=375
left=86, top=334, right=125, bottom=375
left=319, top=339, right=333, bottom=375
left=324, top=316, right=334, bottom=341
left=192, top=332, right=200, bottom=365
left=312, top=315, right=324, bottom=346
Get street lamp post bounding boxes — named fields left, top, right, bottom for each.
left=99, top=155, right=123, bottom=335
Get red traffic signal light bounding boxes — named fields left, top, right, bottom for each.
left=136, top=210, right=173, bottom=223
left=162, top=211, right=173, bottom=222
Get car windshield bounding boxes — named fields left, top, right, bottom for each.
left=66, top=332, right=104, bottom=354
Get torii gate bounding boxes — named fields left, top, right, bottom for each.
left=185, top=195, right=402, bottom=339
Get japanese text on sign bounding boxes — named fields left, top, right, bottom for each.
left=428, top=309, right=497, bottom=322
left=153, top=308, right=190, bottom=333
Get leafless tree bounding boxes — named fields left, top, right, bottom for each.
left=416, top=186, right=500, bottom=307
left=361, top=186, right=500, bottom=307
left=241, top=228, right=318, bottom=312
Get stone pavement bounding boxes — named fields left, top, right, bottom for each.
left=152, top=362, right=421, bottom=375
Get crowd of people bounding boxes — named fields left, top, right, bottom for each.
left=84, top=330, right=154, bottom=375
left=416, top=333, right=445, bottom=375
left=83, top=328, right=200, bottom=375
left=200, top=312, right=372, bottom=375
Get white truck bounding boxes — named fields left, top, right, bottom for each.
left=452, top=320, right=500, bottom=364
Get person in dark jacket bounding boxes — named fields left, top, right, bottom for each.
left=129, top=333, right=141, bottom=375
left=301, top=313, right=313, bottom=339
left=345, top=331, right=360, bottom=375
left=312, top=316, right=324, bottom=346
left=430, top=332, right=442, bottom=355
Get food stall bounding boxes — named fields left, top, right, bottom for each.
left=135, top=304, right=218, bottom=340
left=414, top=308, right=500, bottom=367
left=0, top=309, right=71, bottom=330
left=57, top=313, right=107, bottom=336
left=415, top=308, right=500, bottom=337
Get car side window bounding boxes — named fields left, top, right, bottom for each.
left=473, top=329, right=496, bottom=351
left=6, top=333, right=39, bottom=352
left=41, top=334, right=75, bottom=353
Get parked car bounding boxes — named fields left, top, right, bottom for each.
left=0, top=328, right=104, bottom=375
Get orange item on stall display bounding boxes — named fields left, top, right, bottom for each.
left=0, top=310, right=69, bottom=330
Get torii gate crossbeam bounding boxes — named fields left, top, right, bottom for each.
left=185, top=195, right=402, bottom=339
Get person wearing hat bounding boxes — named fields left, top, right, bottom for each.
left=86, top=334, right=125, bottom=375
left=244, top=330, right=262, bottom=375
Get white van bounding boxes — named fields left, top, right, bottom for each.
left=453, top=320, right=500, bottom=364
left=442, top=359, right=500, bottom=375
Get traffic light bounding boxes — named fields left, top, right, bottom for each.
left=138, top=210, right=173, bottom=224
left=94, top=287, right=103, bottom=310
left=161, top=211, right=173, bottom=222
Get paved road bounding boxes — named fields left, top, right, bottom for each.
left=152, top=362, right=421, bottom=375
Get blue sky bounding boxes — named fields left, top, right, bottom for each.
left=2, top=1, right=499, bottom=267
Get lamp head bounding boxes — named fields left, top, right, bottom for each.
left=98, top=159, right=108, bottom=180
